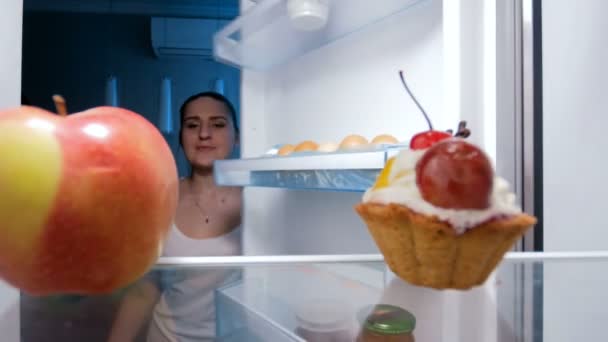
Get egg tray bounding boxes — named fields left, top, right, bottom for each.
left=261, top=143, right=409, bottom=158
left=214, top=144, right=408, bottom=192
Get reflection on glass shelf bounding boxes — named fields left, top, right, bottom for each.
left=213, top=0, right=428, bottom=70
left=216, top=264, right=383, bottom=341
left=213, top=147, right=403, bottom=191
left=18, top=252, right=608, bottom=342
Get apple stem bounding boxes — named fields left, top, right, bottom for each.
left=399, top=70, right=433, bottom=130
left=52, top=95, right=68, bottom=116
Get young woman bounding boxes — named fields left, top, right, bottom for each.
left=108, top=91, right=242, bottom=342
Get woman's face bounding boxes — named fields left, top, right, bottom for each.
left=180, top=97, right=237, bottom=170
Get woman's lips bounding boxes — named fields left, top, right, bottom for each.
left=196, top=146, right=216, bottom=151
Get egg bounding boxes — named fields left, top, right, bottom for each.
left=371, top=134, right=399, bottom=145
left=317, top=142, right=339, bottom=153
left=294, top=140, right=319, bottom=152
left=277, top=144, right=295, bottom=156
left=339, top=134, right=368, bottom=150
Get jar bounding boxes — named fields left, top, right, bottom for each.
left=294, top=299, right=355, bottom=342
left=356, top=304, right=416, bottom=342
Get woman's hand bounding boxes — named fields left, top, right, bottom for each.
left=106, top=279, right=161, bottom=342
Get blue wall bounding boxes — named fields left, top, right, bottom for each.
left=21, top=11, right=241, bottom=177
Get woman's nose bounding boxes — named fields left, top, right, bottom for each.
left=198, top=125, right=211, bottom=139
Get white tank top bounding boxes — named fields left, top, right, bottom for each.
left=147, top=223, right=243, bottom=342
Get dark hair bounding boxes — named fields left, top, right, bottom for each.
left=178, top=91, right=239, bottom=145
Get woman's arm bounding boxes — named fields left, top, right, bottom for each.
left=107, top=277, right=161, bottom=342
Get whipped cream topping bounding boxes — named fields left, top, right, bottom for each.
left=362, top=148, right=522, bottom=234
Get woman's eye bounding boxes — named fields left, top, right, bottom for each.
left=187, top=124, right=198, bottom=129
left=214, top=122, right=226, bottom=128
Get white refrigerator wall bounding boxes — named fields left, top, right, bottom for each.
left=542, top=0, right=608, bottom=340
left=0, top=0, right=23, bottom=341
left=241, top=0, right=494, bottom=255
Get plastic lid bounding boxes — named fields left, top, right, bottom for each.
left=295, top=298, right=353, bottom=332
left=359, top=304, right=416, bottom=335
left=287, top=0, right=330, bottom=31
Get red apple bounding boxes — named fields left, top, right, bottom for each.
left=416, top=139, right=493, bottom=209
left=0, top=104, right=178, bottom=295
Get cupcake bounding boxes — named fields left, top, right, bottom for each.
left=354, top=136, right=536, bottom=290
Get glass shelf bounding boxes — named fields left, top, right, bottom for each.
left=213, top=147, right=404, bottom=191
left=213, top=0, right=427, bottom=70
left=18, top=252, right=608, bottom=342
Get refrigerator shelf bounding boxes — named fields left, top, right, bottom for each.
left=213, top=0, right=427, bottom=70
left=216, top=263, right=383, bottom=341
left=213, top=147, right=405, bottom=191
left=19, top=252, right=608, bottom=342
left=209, top=252, right=608, bottom=341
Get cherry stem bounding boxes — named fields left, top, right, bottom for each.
left=454, top=120, right=471, bottom=138
left=52, top=95, right=68, bottom=116
left=398, top=70, right=433, bottom=130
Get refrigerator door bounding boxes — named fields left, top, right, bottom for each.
left=499, top=0, right=608, bottom=341
left=541, top=1, right=608, bottom=251
left=0, top=0, right=23, bottom=341
left=540, top=0, right=608, bottom=341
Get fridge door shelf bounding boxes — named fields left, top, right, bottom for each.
left=213, top=0, right=427, bottom=70
left=213, top=146, right=405, bottom=191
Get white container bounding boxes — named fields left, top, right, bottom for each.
left=294, top=298, right=356, bottom=341
left=287, top=0, right=330, bottom=31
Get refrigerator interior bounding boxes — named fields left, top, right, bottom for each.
left=6, top=0, right=608, bottom=341
left=226, top=0, right=508, bottom=340
left=238, top=0, right=496, bottom=256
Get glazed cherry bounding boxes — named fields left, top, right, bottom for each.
left=410, top=130, right=451, bottom=150
left=416, top=139, right=493, bottom=210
